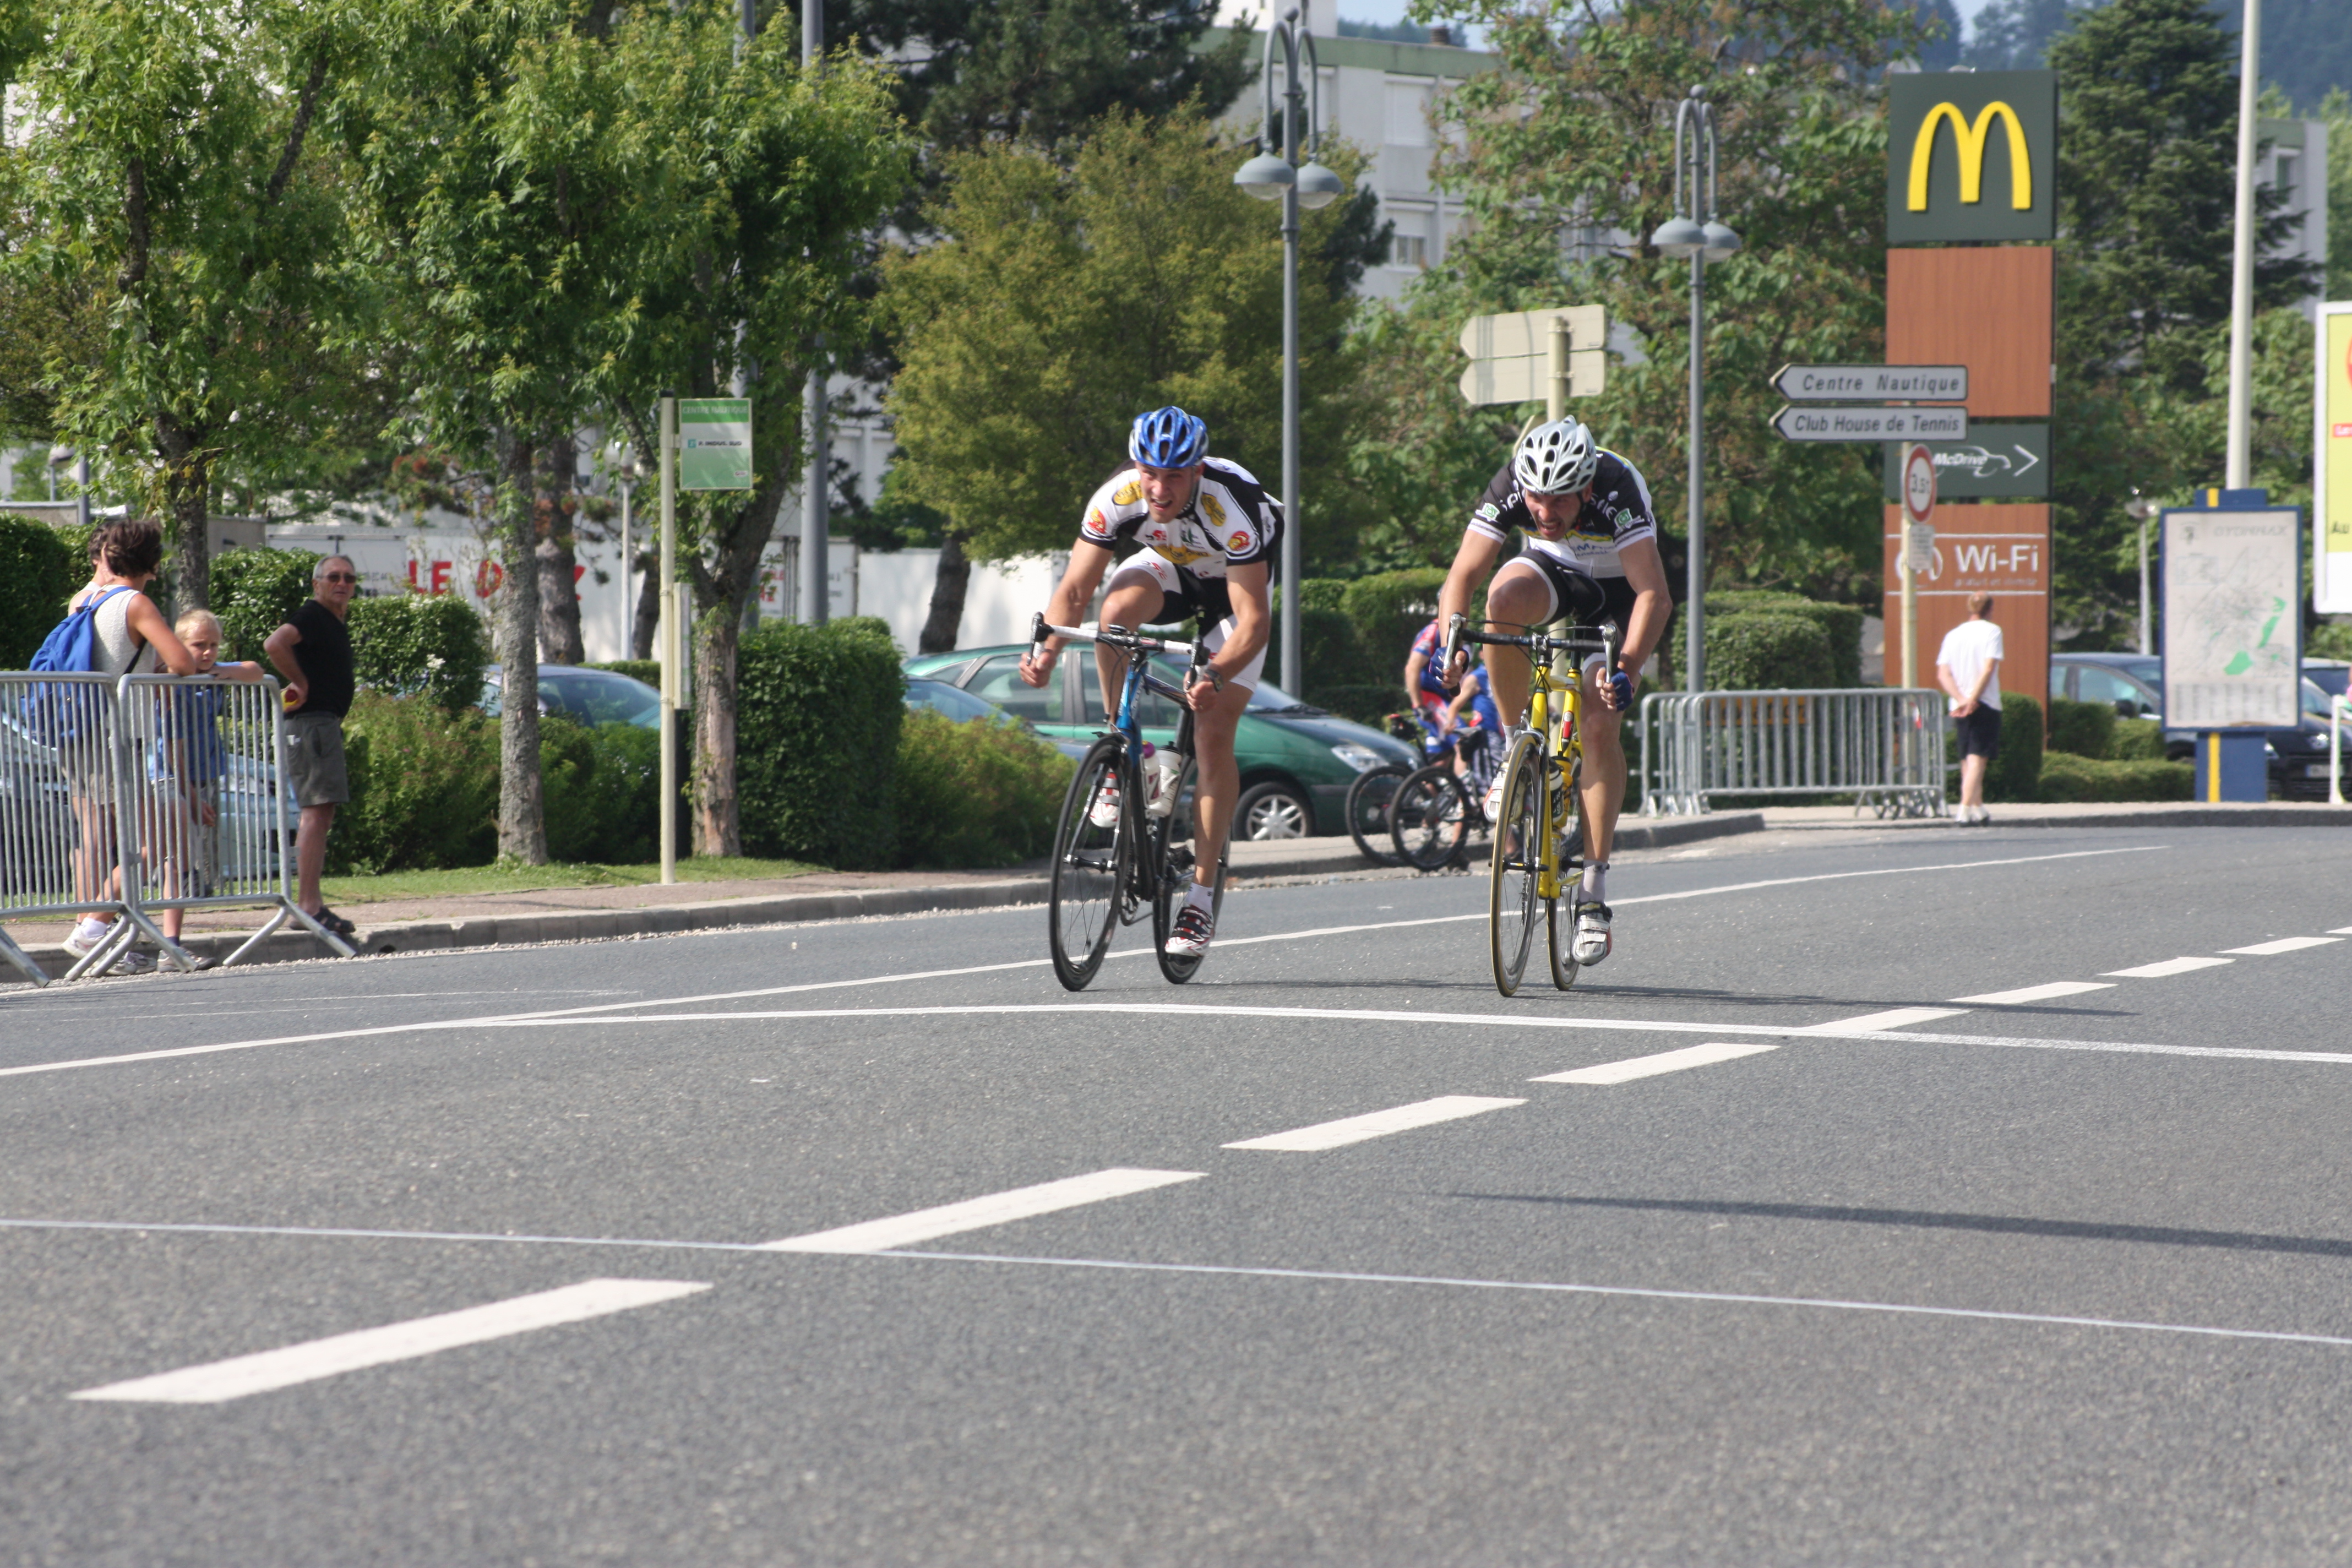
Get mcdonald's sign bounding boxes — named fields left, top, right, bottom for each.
left=1887, top=70, right=2055, bottom=243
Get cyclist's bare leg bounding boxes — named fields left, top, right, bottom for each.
left=1095, top=578, right=1167, bottom=721
left=1479, top=561, right=1553, bottom=729
left=1186, top=680, right=1250, bottom=885
left=1575, top=658, right=1626, bottom=865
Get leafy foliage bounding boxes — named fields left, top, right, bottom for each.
left=882, top=108, right=1371, bottom=567
left=0, top=515, right=79, bottom=667
left=2038, top=750, right=2192, bottom=801
left=2045, top=695, right=2117, bottom=758
left=1707, top=593, right=1863, bottom=687
left=209, top=547, right=321, bottom=662
left=1702, top=612, right=1836, bottom=691
left=893, top=707, right=1073, bottom=868
left=1984, top=693, right=2044, bottom=802
left=735, top=619, right=906, bottom=869
left=349, top=594, right=493, bottom=715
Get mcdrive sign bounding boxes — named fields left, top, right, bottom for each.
left=1886, top=70, right=2055, bottom=244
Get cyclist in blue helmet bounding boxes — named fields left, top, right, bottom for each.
left=1021, top=406, right=1282, bottom=960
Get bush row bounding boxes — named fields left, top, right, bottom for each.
left=1977, top=693, right=2192, bottom=802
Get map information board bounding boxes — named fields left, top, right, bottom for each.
left=2160, top=507, right=2301, bottom=728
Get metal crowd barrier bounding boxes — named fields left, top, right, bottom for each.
left=0, top=671, right=355, bottom=986
left=1638, top=688, right=1948, bottom=818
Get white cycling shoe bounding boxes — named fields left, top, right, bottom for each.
left=1571, top=900, right=1613, bottom=965
left=1164, top=903, right=1215, bottom=957
left=1087, top=775, right=1122, bottom=829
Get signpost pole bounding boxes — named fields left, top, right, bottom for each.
left=658, top=393, right=677, bottom=886
left=1547, top=317, right=1567, bottom=424
left=1899, top=442, right=1937, bottom=690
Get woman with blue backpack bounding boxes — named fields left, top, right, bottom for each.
left=37, top=519, right=202, bottom=973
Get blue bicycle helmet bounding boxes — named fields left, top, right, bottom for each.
left=1129, top=406, right=1208, bottom=469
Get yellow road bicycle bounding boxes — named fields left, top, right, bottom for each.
left=1444, top=612, right=1619, bottom=997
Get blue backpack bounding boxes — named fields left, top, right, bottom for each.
left=23, top=585, right=136, bottom=748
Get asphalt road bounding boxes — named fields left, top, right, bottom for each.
left=4, top=825, right=2351, bottom=1565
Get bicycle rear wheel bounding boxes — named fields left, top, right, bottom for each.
left=1549, top=750, right=1585, bottom=990
left=1152, top=758, right=1228, bottom=984
left=1344, top=763, right=1409, bottom=866
left=1048, top=736, right=1130, bottom=991
left=1390, top=764, right=1469, bottom=872
left=1489, top=735, right=1543, bottom=997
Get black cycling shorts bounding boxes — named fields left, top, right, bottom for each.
left=1504, top=551, right=1640, bottom=631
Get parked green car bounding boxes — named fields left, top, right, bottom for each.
left=902, top=644, right=1419, bottom=839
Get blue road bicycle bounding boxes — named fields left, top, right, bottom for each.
left=1033, top=615, right=1229, bottom=991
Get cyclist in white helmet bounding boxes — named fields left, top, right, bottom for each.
left=1435, top=416, right=1672, bottom=966
left=1020, top=406, right=1279, bottom=960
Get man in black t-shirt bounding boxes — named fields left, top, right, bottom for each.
left=263, top=555, right=360, bottom=938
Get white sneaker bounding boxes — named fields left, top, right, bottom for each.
left=1087, top=774, right=1122, bottom=829
left=1572, top=900, right=1613, bottom=965
left=61, top=918, right=110, bottom=958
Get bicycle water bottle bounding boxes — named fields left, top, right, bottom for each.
left=1145, top=745, right=1183, bottom=818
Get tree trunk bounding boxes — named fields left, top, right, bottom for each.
left=156, top=413, right=210, bottom=614
left=918, top=531, right=971, bottom=654
left=631, top=552, right=661, bottom=660
left=693, top=607, right=741, bottom=857
left=496, top=431, right=548, bottom=864
left=535, top=431, right=585, bottom=663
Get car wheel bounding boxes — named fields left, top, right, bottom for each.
left=1233, top=780, right=1313, bottom=841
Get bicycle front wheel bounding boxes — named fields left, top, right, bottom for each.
left=1048, top=736, right=1130, bottom=991
left=1344, top=763, right=1409, bottom=866
left=1489, top=734, right=1544, bottom=997
left=1390, top=764, right=1469, bottom=871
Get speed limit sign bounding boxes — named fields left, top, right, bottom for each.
left=1901, top=442, right=1937, bottom=527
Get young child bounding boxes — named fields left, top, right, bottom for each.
left=151, top=609, right=263, bottom=944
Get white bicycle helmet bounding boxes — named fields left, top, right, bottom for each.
left=1513, top=417, right=1598, bottom=496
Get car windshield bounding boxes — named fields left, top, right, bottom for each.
left=2303, top=678, right=2338, bottom=720
left=543, top=669, right=661, bottom=727
left=908, top=679, right=1018, bottom=726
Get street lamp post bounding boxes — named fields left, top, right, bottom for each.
left=1647, top=86, right=1740, bottom=695
left=2125, top=493, right=2158, bottom=656
left=1235, top=8, right=1341, bottom=695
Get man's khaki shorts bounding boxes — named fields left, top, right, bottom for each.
left=283, top=711, right=350, bottom=807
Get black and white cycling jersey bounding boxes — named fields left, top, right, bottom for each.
left=1466, top=449, right=1658, bottom=580
left=1079, top=456, right=1283, bottom=592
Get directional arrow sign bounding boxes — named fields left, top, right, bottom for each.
left=1771, top=364, right=1967, bottom=402
left=1880, top=422, right=2050, bottom=500
left=1772, top=405, right=1968, bottom=442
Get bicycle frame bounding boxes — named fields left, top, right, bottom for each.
left=1445, top=614, right=1620, bottom=901
left=1031, top=614, right=1200, bottom=756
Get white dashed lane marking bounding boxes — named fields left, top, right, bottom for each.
left=70, top=1278, right=710, bottom=1405
left=760, top=1169, right=1205, bottom=1254
left=1224, top=1096, right=1525, bottom=1152
left=1950, top=982, right=2117, bottom=1004
left=2222, top=937, right=2343, bottom=956
left=2104, top=956, right=2234, bottom=978
left=1807, top=1007, right=1973, bottom=1033
left=1531, top=1042, right=1779, bottom=1085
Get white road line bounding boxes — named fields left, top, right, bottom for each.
left=1531, top=1042, right=1779, bottom=1085
left=2104, top=956, right=2234, bottom=978
left=2222, top=937, right=2342, bottom=956
left=1222, top=1096, right=1523, bottom=1151
left=888, top=1250, right=2352, bottom=1352
left=1950, top=982, right=2117, bottom=1005
left=68, top=1278, right=709, bottom=1404
left=760, top=1168, right=1204, bottom=1254
left=0, top=845, right=2168, bottom=1079
left=2332, top=927, right=2352, bottom=936
left=1807, top=1007, right=1973, bottom=1033
left=460, top=1003, right=2352, bottom=1065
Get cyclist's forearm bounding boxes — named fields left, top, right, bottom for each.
left=1618, top=590, right=1668, bottom=675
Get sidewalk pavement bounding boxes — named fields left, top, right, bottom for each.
left=1, top=810, right=1768, bottom=980
left=1755, top=799, right=2352, bottom=832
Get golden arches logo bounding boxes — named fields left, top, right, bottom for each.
left=1906, top=100, right=2032, bottom=211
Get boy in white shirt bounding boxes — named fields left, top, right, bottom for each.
left=1936, top=591, right=2003, bottom=824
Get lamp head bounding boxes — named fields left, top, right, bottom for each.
left=1700, top=220, right=1741, bottom=262
left=1649, top=215, right=1705, bottom=258
left=1234, top=151, right=1295, bottom=201
left=1293, top=160, right=1343, bottom=210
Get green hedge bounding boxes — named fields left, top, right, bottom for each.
left=893, top=707, right=1072, bottom=868
left=588, top=659, right=661, bottom=687
left=211, top=546, right=322, bottom=661
left=1703, top=612, right=1836, bottom=690
left=2038, top=750, right=2193, bottom=802
left=1705, top=594, right=1862, bottom=687
left=1340, top=569, right=1448, bottom=681
left=737, top=618, right=905, bottom=868
left=2110, top=717, right=2167, bottom=761
left=2046, top=696, right=2117, bottom=759
left=0, top=514, right=80, bottom=667
left=1983, top=694, right=2042, bottom=802
left=350, top=593, right=492, bottom=714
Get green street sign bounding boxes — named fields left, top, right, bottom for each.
left=679, top=398, right=753, bottom=491
left=1881, top=422, right=2050, bottom=501
left=1887, top=70, right=2056, bottom=244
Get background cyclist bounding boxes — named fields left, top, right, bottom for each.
left=1405, top=617, right=1500, bottom=793
left=1435, top=416, right=1671, bottom=965
left=1019, top=406, right=1279, bottom=960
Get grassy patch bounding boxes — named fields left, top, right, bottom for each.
left=320, top=856, right=828, bottom=905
